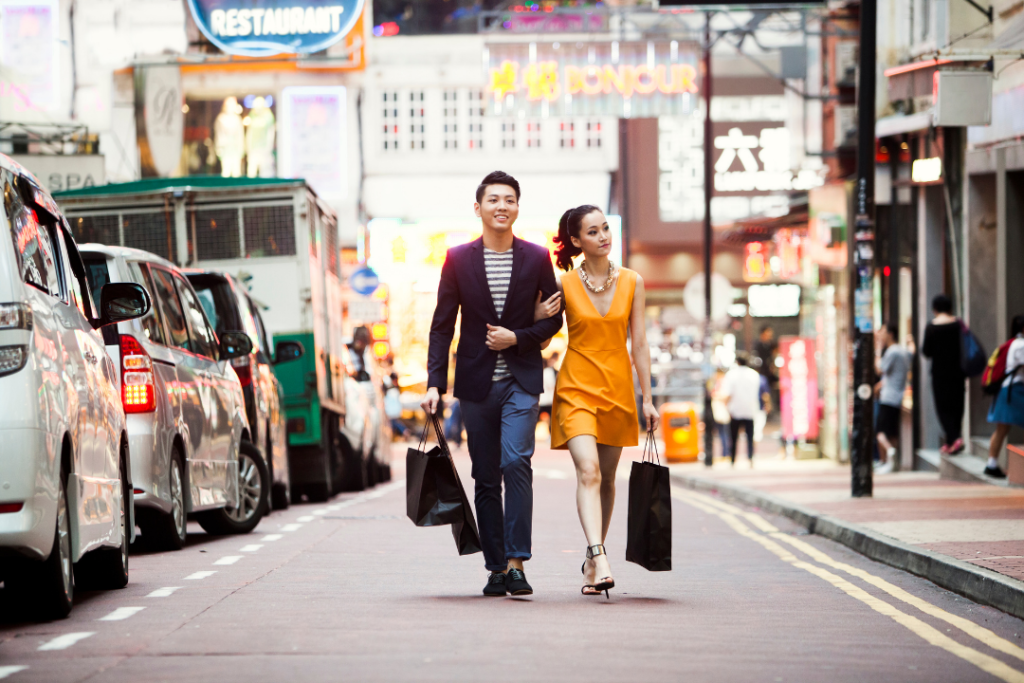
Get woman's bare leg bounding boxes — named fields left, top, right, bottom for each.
left=568, top=435, right=615, bottom=591
left=598, top=444, right=623, bottom=541
left=989, top=423, right=1011, bottom=461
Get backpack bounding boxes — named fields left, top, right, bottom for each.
left=982, top=338, right=1017, bottom=395
left=960, top=322, right=988, bottom=377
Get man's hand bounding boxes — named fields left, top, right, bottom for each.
left=486, top=325, right=517, bottom=351
left=534, top=290, right=562, bottom=322
left=420, top=387, right=440, bottom=415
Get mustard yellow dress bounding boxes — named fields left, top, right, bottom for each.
left=551, top=267, right=639, bottom=450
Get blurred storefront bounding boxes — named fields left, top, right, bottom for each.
left=128, top=0, right=367, bottom=246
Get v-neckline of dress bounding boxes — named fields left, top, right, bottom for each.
left=575, top=267, right=620, bottom=319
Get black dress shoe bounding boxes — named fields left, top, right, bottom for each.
left=984, top=465, right=1007, bottom=479
left=506, top=568, right=533, bottom=596
left=483, top=572, right=507, bottom=596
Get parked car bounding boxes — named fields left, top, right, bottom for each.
left=185, top=269, right=303, bottom=510
left=78, top=245, right=268, bottom=549
left=0, top=157, right=150, bottom=618
left=55, top=178, right=367, bottom=503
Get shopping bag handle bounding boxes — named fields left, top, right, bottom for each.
left=642, top=429, right=661, bottom=466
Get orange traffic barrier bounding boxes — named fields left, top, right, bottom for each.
left=661, top=402, right=700, bottom=462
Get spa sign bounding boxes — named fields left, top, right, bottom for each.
left=187, top=0, right=364, bottom=56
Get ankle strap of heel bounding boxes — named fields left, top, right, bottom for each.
left=586, top=544, right=606, bottom=559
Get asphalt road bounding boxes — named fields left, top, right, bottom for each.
left=3, top=445, right=1024, bottom=683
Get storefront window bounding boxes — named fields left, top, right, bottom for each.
left=182, top=95, right=277, bottom=178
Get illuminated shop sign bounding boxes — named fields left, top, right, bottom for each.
left=187, top=0, right=364, bottom=56
left=779, top=337, right=819, bottom=441
left=486, top=41, right=699, bottom=117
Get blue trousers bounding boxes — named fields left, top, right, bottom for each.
left=460, top=377, right=539, bottom=572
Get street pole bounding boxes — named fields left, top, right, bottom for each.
left=703, top=11, right=715, bottom=468
left=850, top=0, right=876, bottom=497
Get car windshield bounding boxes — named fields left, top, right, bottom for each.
left=187, top=274, right=242, bottom=337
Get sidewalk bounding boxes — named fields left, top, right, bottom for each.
left=669, top=453, right=1024, bottom=620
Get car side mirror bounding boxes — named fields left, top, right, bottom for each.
left=274, top=340, right=304, bottom=365
left=94, top=283, right=150, bottom=329
left=220, top=331, right=253, bottom=361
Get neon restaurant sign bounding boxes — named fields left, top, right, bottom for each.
left=187, top=0, right=365, bottom=56
left=485, top=41, right=699, bottom=117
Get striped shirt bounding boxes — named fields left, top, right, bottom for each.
left=484, top=248, right=513, bottom=381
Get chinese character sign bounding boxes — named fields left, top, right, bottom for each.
left=486, top=41, right=699, bottom=118
left=779, top=337, right=819, bottom=441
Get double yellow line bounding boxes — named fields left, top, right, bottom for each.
left=672, top=487, right=1024, bottom=682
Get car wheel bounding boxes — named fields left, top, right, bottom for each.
left=268, top=433, right=289, bottom=511
left=141, top=450, right=187, bottom=550
left=340, top=439, right=368, bottom=492
left=196, top=441, right=269, bottom=535
left=75, top=443, right=130, bottom=590
left=8, top=467, right=74, bottom=619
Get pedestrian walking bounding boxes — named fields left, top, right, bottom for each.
left=985, top=315, right=1024, bottom=478
left=922, top=294, right=966, bottom=454
left=421, top=171, right=563, bottom=597
left=874, top=323, right=911, bottom=474
left=546, top=204, right=659, bottom=598
left=711, top=367, right=732, bottom=459
left=721, top=354, right=762, bottom=466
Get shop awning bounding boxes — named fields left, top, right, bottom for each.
left=719, top=196, right=809, bottom=245
left=876, top=110, right=934, bottom=138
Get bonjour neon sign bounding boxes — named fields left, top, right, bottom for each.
left=488, top=60, right=698, bottom=102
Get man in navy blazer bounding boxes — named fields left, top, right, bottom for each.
left=422, top=171, right=562, bottom=597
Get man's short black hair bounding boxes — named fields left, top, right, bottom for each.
left=932, top=293, right=953, bottom=314
left=760, top=324, right=773, bottom=335
left=352, top=326, right=371, bottom=344
left=476, top=171, right=521, bottom=204
left=736, top=353, right=750, bottom=367
left=883, top=322, right=898, bottom=337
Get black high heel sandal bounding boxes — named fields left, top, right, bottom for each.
left=581, top=544, right=615, bottom=599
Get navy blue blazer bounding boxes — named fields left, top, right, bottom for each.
left=427, top=236, right=563, bottom=401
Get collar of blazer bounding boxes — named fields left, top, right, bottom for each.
left=472, top=236, right=525, bottom=324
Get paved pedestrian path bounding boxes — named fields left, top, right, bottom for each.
left=670, top=454, right=1024, bottom=582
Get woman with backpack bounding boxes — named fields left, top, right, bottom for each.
left=922, top=294, right=966, bottom=454
left=985, top=315, right=1024, bottom=478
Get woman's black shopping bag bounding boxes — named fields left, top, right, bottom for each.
left=625, top=431, right=672, bottom=571
left=405, top=414, right=482, bottom=556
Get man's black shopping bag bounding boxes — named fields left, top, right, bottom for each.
left=625, top=431, right=672, bottom=571
left=406, top=414, right=481, bottom=556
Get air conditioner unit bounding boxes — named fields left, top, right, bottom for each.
left=932, top=71, right=992, bottom=127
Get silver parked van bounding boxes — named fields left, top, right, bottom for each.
left=79, top=245, right=268, bottom=549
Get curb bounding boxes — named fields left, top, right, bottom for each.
left=671, top=472, right=1024, bottom=621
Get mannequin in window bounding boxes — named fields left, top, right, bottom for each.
left=245, top=96, right=276, bottom=178
left=214, top=97, right=244, bottom=178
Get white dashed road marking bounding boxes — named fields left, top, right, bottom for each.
left=313, top=509, right=328, bottom=516
left=0, top=666, right=28, bottom=679
left=213, top=556, right=242, bottom=566
left=146, top=587, right=182, bottom=598
left=239, top=544, right=263, bottom=552
left=296, top=516, right=315, bottom=522
left=98, top=607, right=145, bottom=621
left=185, top=571, right=217, bottom=580
left=38, top=632, right=95, bottom=651
left=280, top=524, right=302, bottom=532
left=261, top=534, right=282, bottom=541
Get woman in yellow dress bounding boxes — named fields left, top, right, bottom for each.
left=543, top=204, right=659, bottom=597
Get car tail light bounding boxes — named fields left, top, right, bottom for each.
left=0, top=303, right=32, bottom=330
left=120, top=334, right=156, bottom=413
left=231, top=355, right=252, bottom=387
left=0, top=502, right=23, bottom=514
left=0, top=345, right=27, bottom=376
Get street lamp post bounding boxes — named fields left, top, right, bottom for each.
left=703, top=11, right=715, bottom=468
left=850, top=0, right=876, bottom=497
